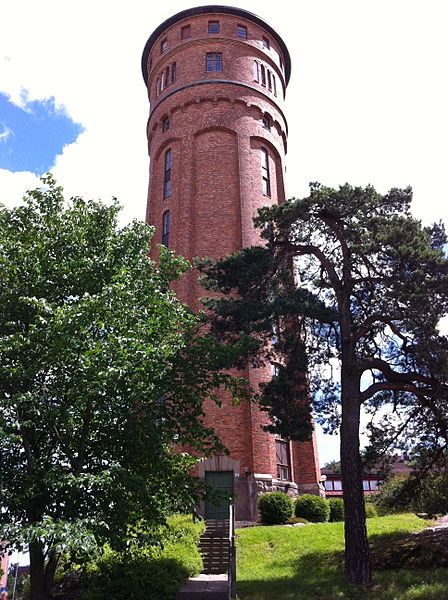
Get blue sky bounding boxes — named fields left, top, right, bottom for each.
left=0, top=92, right=83, bottom=174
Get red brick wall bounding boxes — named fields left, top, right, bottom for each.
left=144, top=9, right=320, bottom=493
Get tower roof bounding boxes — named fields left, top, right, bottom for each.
left=141, top=5, right=292, bottom=86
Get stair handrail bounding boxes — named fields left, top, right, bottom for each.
left=228, top=502, right=236, bottom=599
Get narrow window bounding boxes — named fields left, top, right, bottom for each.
left=262, top=116, right=270, bottom=130
left=363, top=480, right=370, bottom=491
left=181, top=24, right=191, bottom=39
left=156, top=76, right=161, bottom=96
left=253, top=60, right=259, bottom=82
left=271, top=362, right=280, bottom=377
left=267, top=70, right=272, bottom=91
left=171, top=61, right=177, bottom=83
left=206, top=52, right=222, bottom=72
left=276, top=438, right=291, bottom=481
left=163, top=149, right=172, bottom=198
left=161, top=38, right=168, bottom=53
left=163, top=66, right=170, bottom=89
left=260, top=64, right=266, bottom=86
left=261, top=148, right=271, bottom=197
left=272, top=74, right=277, bottom=96
left=162, top=210, right=170, bottom=247
left=208, top=20, right=220, bottom=33
left=162, top=117, right=170, bottom=132
left=237, top=24, right=247, bottom=38
left=279, top=55, right=284, bottom=71
left=262, top=36, right=270, bottom=49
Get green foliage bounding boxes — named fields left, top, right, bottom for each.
left=328, top=498, right=344, bottom=522
left=257, top=492, right=293, bottom=525
left=0, top=176, right=245, bottom=597
left=364, top=502, right=378, bottom=519
left=83, top=515, right=204, bottom=600
left=375, top=472, right=448, bottom=517
left=295, top=494, right=330, bottom=523
left=287, top=516, right=309, bottom=525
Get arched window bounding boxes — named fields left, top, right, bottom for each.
left=162, top=210, right=170, bottom=247
left=261, top=147, right=271, bottom=197
left=162, top=116, right=170, bottom=132
left=171, top=62, right=177, bottom=83
left=260, top=64, right=267, bottom=86
left=163, top=149, right=172, bottom=198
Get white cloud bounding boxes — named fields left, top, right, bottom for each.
left=0, top=124, right=13, bottom=143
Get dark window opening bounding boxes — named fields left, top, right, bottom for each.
left=279, top=55, right=284, bottom=71
left=276, top=438, right=291, bottom=481
left=262, top=116, right=270, bottom=130
left=260, top=64, right=266, bottom=86
left=181, top=24, right=191, bottom=39
left=262, top=36, right=270, bottom=49
left=206, top=52, right=222, bottom=72
left=162, top=117, right=170, bottom=132
left=161, top=38, right=168, bottom=53
left=171, top=61, right=177, bottom=83
left=164, top=149, right=172, bottom=198
left=162, top=210, right=170, bottom=247
left=267, top=70, right=272, bottom=91
left=163, top=66, right=170, bottom=89
left=208, top=20, right=220, bottom=33
left=237, top=24, right=247, bottom=38
left=261, top=147, right=271, bottom=197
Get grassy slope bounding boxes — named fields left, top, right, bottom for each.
left=236, top=514, right=448, bottom=600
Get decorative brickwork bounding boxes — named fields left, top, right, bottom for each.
left=142, top=6, right=322, bottom=520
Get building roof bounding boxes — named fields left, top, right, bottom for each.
left=141, top=5, right=292, bottom=86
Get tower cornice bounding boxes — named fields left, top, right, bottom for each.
left=141, top=5, right=291, bottom=86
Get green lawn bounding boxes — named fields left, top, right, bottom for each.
left=236, top=514, right=448, bottom=600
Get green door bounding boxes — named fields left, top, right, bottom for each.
left=205, top=471, right=234, bottom=519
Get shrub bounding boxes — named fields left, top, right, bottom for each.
left=83, top=515, right=204, bottom=600
left=287, top=516, right=309, bottom=525
left=365, top=501, right=378, bottom=518
left=328, top=498, right=344, bottom=522
left=295, top=494, right=330, bottom=523
left=258, top=491, right=293, bottom=525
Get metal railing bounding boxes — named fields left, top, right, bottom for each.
left=228, top=502, right=236, bottom=599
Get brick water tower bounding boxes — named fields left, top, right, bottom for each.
left=141, top=5, right=322, bottom=520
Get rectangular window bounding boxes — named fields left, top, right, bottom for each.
left=171, top=61, right=177, bottom=83
left=276, top=438, right=291, bottom=481
left=261, top=148, right=271, bottom=197
left=267, top=70, right=272, bottom=91
left=324, top=480, right=334, bottom=491
left=260, top=64, right=266, bottom=86
left=279, top=55, right=284, bottom=71
left=163, top=66, right=170, bottom=89
left=181, top=24, right=191, bottom=39
left=262, top=36, right=270, bottom=49
left=206, top=52, right=222, bottom=72
left=163, top=149, right=172, bottom=198
left=237, top=24, right=247, bottom=38
left=162, top=210, right=170, bottom=247
left=333, top=480, right=343, bottom=491
left=253, top=60, right=259, bottom=82
left=208, top=20, right=220, bottom=33
left=370, top=480, right=379, bottom=491
left=272, top=74, right=277, bottom=96
left=161, top=38, right=168, bottom=53
left=363, top=480, right=370, bottom=491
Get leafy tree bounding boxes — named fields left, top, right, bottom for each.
left=200, top=183, right=448, bottom=585
left=0, top=176, right=243, bottom=600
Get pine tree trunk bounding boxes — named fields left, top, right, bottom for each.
left=29, top=541, right=48, bottom=600
left=340, top=365, right=371, bottom=586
